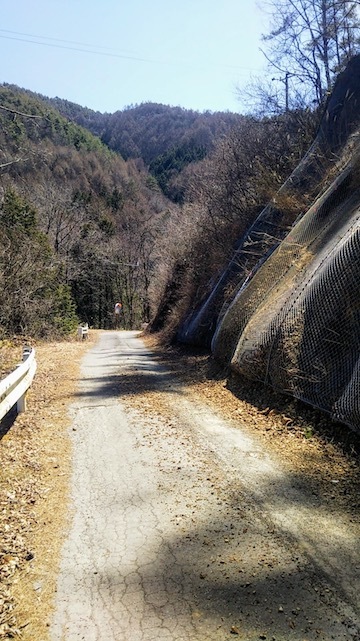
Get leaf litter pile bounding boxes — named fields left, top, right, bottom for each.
left=142, top=336, right=360, bottom=515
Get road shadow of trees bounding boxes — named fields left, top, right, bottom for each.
left=97, top=462, right=360, bottom=640
left=152, top=340, right=360, bottom=458
left=73, top=334, right=360, bottom=638
left=74, top=337, right=360, bottom=502
left=138, top=511, right=360, bottom=640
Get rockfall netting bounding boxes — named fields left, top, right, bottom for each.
left=178, top=56, right=360, bottom=431
left=179, top=57, right=360, bottom=349
left=212, top=162, right=360, bottom=428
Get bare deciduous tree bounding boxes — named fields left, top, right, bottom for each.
left=244, top=0, right=360, bottom=113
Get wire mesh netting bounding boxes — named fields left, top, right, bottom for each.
left=213, top=166, right=360, bottom=428
left=178, top=56, right=360, bottom=431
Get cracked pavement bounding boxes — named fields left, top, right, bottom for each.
left=50, top=331, right=360, bottom=641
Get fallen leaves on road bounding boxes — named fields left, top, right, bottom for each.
left=142, top=336, right=360, bottom=514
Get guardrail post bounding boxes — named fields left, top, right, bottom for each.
left=17, top=346, right=31, bottom=413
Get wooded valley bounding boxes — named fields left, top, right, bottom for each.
left=0, top=83, right=318, bottom=338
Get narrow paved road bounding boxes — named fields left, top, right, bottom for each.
left=51, top=331, right=360, bottom=641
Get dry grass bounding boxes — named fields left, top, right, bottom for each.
left=0, top=333, right=97, bottom=640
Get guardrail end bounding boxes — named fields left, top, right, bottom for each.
left=23, top=346, right=32, bottom=361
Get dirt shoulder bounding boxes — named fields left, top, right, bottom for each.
left=142, top=336, right=360, bottom=517
left=0, top=330, right=359, bottom=639
left=0, top=333, right=96, bottom=640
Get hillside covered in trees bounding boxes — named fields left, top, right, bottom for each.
left=42, top=96, right=243, bottom=202
left=0, top=84, right=175, bottom=335
left=0, top=80, right=320, bottom=338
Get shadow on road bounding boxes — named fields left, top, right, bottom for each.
left=75, top=371, right=185, bottom=400
left=95, top=472, right=360, bottom=640
left=0, top=406, right=17, bottom=440
left=67, top=332, right=360, bottom=639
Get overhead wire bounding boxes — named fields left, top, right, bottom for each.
left=0, top=28, right=262, bottom=74
left=0, top=33, right=159, bottom=64
left=0, top=28, right=136, bottom=53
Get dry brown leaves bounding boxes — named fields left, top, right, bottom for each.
left=0, top=333, right=95, bottom=640
left=0, top=330, right=359, bottom=639
left=143, top=335, right=360, bottom=514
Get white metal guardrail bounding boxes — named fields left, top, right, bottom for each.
left=0, top=347, right=37, bottom=420
left=77, top=323, right=89, bottom=340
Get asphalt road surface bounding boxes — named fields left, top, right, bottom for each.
left=50, top=331, right=360, bottom=641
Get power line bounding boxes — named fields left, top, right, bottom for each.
left=0, top=29, right=262, bottom=73
left=0, top=28, right=138, bottom=55
left=0, top=33, right=158, bottom=64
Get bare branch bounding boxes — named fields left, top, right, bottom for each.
left=0, top=104, right=49, bottom=120
left=0, top=157, right=28, bottom=170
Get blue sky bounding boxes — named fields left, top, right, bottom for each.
left=0, top=0, right=267, bottom=114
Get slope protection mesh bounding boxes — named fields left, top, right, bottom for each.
left=213, top=163, right=360, bottom=429
left=178, top=56, right=360, bottom=350
left=177, top=56, right=360, bottom=431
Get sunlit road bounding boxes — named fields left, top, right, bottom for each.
left=51, top=331, right=360, bottom=641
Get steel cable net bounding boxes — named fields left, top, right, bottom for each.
left=179, top=56, right=360, bottom=431
left=179, top=56, right=360, bottom=351
left=213, top=164, right=360, bottom=428
left=178, top=145, right=330, bottom=349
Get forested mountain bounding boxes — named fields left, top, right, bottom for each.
left=43, top=96, right=243, bottom=202
left=46, top=97, right=241, bottom=161
left=0, top=82, right=318, bottom=341
left=0, top=84, right=174, bottom=336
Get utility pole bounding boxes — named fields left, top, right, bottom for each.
left=272, top=71, right=291, bottom=111
left=285, top=71, right=289, bottom=112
